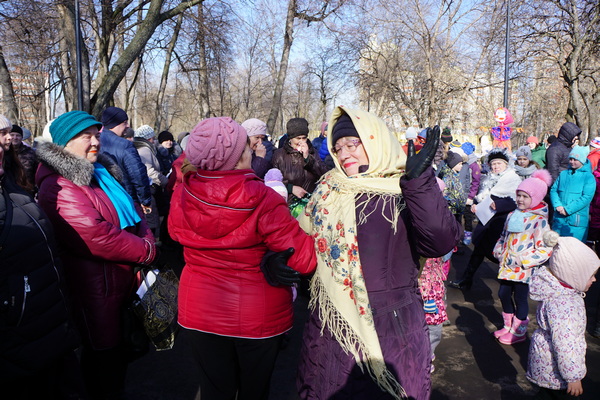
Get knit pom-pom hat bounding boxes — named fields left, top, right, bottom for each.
left=543, top=230, right=600, bottom=292
left=515, top=145, right=532, bottom=161
left=186, top=117, right=248, bottom=171
left=517, top=169, right=552, bottom=208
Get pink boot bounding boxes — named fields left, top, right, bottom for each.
left=498, top=316, right=529, bottom=345
left=493, top=312, right=514, bottom=339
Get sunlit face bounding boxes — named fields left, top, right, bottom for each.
left=334, top=136, right=369, bottom=176
left=64, top=126, right=101, bottom=163
left=528, top=142, right=537, bottom=150
left=584, top=269, right=598, bottom=292
left=161, top=139, right=173, bottom=149
left=452, top=162, right=463, bottom=173
left=516, top=190, right=533, bottom=211
left=111, top=120, right=130, bottom=137
left=235, top=143, right=252, bottom=170
left=517, top=156, right=530, bottom=167
left=0, top=127, right=11, bottom=150
left=10, top=132, right=23, bottom=147
left=289, top=135, right=308, bottom=149
left=572, top=136, right=579, bottom=146
left=569, top=157, right=583, bottom=170
left=249, top=135, right=265, bottom=151
left=489, top=159, right=507, bottom=174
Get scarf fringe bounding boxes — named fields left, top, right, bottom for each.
left=309, top=275, right=408, bottom=400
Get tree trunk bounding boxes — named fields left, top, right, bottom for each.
left=196, top=4, right=211, bottom=119
left=0, top=45, right=18, bottom=123
left=266, top=0, right=296, bottom=135
left=155, top=13, right=183, bottom=131
left=90, top=0, right=203, bottom=118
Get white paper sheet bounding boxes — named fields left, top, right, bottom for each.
left=475, top=196, right=496, bottom=226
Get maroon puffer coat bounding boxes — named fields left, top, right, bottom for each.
left=35, top=143, right=155, bottom=350
left=168, top=168, right=316, bottom=338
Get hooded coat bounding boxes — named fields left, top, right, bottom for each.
left=549, top=160, right=596, bottom=241
left=0, top=174, right=78, bottom=380
left=545, top=123, right=581, bottom=183
left=35, top=142, right=156, bottom=350
left=526, top=266, right=588, bottom=390
left=168, top=169, right=316, bottom=338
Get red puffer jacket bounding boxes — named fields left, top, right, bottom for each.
left=35, top=143, right=155, bottom=350
left=168, top=169, right=316, bottom=338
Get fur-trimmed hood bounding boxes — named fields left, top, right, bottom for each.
left=35, top=142, right=123, bottom=187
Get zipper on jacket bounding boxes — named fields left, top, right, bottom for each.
left=16, top=275, right=30, bottom=326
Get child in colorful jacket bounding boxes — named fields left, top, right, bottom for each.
left=527, top=231, right=599, bottom=398
left=492, top=169, right=553, bottom=345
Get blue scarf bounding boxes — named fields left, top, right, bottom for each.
left=93, top=163, right=141, bottom=229
left=507, top=209, right=532, bottom=233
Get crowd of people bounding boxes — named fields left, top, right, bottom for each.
left=1, top=106, right=599, bottom=400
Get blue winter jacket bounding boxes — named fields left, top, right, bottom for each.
left=100, top=128, right=152, bottom=206
left=550, top=160, right=596, bottom=241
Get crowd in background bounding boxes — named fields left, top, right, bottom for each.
left=2, top=107, right=600, bottom=400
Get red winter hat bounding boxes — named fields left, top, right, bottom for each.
left=526, top=136, right=539, bottom=145
left=186, top=117, right=248, bottom=171
left=517, top=169, right=552, bottom=208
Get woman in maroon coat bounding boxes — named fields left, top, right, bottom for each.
left=36, top=111, right=157, bottom=399
left=297, top=107, right=462, bottom=400
left=168, top=117, right=316, bottom=400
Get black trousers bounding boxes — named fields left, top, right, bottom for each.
left=182, top=328, right=283, bottom=400
left=533, top=386, right=581, bottom=399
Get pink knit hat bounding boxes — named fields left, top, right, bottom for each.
left=516, top=169, right=552, bottom=208
left=544, top=231, right=600, bottom=292
left=241, top=118, right=267, bottom=137
left=186, top=117, right=248, bottom=171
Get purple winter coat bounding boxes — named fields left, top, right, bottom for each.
left=467, top=155, right=481, bottom=201
left=297, top=168, right=462, bottom=400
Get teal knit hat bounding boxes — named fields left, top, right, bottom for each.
left=569, top=145, right=590, bottom=165
left=50, top=111, right=103, bottom=147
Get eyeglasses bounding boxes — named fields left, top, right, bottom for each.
left=332, top=139, right=362, bottom=155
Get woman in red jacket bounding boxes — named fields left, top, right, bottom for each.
left=168, top=117, right=316, bottom=400
left=36, top=111, right=157, bottom=400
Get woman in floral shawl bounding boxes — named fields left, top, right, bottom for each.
left=296, top=106, right=462, bottom=400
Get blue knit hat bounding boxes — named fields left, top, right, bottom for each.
left=461, top=142, right=475, bottom=155
left=50, top=111, right=102, bottom=147
left=101, top=106, right=128, bottom=129
left=569, top=145, right=590, bottom=165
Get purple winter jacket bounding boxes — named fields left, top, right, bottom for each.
left=467, top=155, right=481, bottom=201
left=297, top=168, right=462, bottom=400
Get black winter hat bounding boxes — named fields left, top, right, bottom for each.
left=158, top=130, right=174, bottom=144
left=441, top=127, right=453, bottom=143
left=11, top=124, right=22, bottom=135
left=487, top=148, right=509, bottom=165
left=286, top=118, right=309, bottom=139
left=101, top=106, right=129, bottom=129
left=446, top=151, right=463, bottom=169
left=332, top=113, right=360, bottom=144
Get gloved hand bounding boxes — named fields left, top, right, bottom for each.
left=261, top=248, right=300, bottom=287
left=405, top=125, right=440, bottom=180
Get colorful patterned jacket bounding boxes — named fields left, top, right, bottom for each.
left=493, top=202, right=552, bottom=283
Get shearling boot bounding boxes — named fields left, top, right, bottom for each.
left=493, top=312, right=514, bottom=339
left=498, top=316, right=529, bottom=345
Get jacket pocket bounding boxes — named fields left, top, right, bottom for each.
left=0, top=275, right=30, bottom=328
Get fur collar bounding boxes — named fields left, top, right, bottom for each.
left=36, top=142, right=123, bottom=187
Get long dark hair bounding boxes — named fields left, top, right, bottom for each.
left=3, top=145, right=34, bottom=193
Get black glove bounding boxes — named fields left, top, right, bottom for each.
left=261, top=248, right=300, bottom=287
left=405, top=125, right=440, bottom=180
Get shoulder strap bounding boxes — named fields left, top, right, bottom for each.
left=0, top=187, right=14, bottom=252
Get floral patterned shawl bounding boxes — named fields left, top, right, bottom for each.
left=298, top=106, right=408, bottom=399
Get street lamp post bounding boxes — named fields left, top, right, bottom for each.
left=503, top=0, right=511, bottom=109
left=75, top=0, right=84, bottom=111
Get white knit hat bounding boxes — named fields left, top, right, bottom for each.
left=544, top=231, right=600, bottom=292
left=134, top=124, right=155, bottom=140
left=0, top=115, right=11, bottom=130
